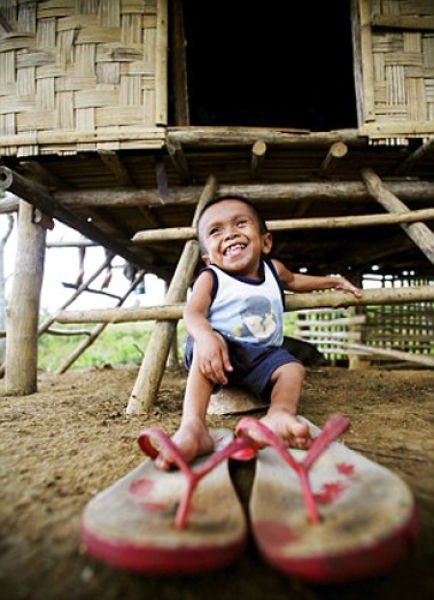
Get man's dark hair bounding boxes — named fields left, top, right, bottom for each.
left=197, top=195, right=269, bottom=239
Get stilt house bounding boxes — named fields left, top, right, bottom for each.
left=0, top=0, right=433, bottom=405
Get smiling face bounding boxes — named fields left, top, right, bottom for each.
left=198, top=199, right=272, bottom=278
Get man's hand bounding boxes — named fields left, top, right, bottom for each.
left=195, top=331, right=233, bottom=385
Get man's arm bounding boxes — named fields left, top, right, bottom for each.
left=184, top=271, right=233, bottom=384
left=271, top=259, right=362, bottom=297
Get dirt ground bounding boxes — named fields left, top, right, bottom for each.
left=1, top=364, right=433, bottom=600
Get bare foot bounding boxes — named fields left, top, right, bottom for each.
left=260, top=408, right=311, bottom=449
left=155, top=418, right=215, bottom=470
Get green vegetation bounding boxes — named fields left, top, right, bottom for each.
left=38, top=314, right=298, bottom=372
left=38, top=322, right=155, bottom=372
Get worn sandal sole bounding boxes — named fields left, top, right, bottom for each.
left=244, top=416, right=418, bottom=583
left=80, top=429, right=248, bottom=574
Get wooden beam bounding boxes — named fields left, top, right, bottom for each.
left=250, top=140, right=267, bottom=176
left=56, top=285, right=434, bottom=324
left=394, top=139, right=434, bottom=175
left=0, top=166, right=153, bottom=269
left=137, top=205, right=161, bottom=228
left=166, top=139, right=191, bottom=183
left=18, top=161, right=71, bottom=190
left=361, top=168, right=434, bottom=264
left=0, top=129, right=165, bottom=149
left=98, top=150, right=134, bottom=186
left=126, top=175, right=218, bottom=415
left=168, top=128, right=353, bottom=148
left=131, top=207, right=434, bottom=244
left=53, top=180, right=434, bottom=208
left=155, top=154, right=170, bottom=203
left=319, top=142, right=348, bottom=177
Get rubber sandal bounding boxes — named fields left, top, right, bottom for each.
left=236, top=415, right=418, bottom=583
left=80, top=428, right=255, bottom=574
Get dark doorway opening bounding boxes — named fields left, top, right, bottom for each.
left=179, top=1, right=358, bottom=130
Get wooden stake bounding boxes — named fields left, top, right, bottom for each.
left=361, top=168, right=434, bottom=264
left=55, top=270, right=145, bottom=374
left=5, top=202, right=46, bottom=395
left=126, top=175, right=217, bottom=414
left=38, top=254, right=114, bottom=336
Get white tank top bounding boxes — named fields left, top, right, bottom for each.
left=205, top=260, right=284, bottom=347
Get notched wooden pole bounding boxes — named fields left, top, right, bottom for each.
left=126, top=175, right=218, bottom=415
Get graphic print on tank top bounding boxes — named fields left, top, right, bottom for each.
left=206, top=261, right=284, bottom=347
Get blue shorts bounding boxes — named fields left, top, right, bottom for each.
left=183, top=335, right=301, bottom=399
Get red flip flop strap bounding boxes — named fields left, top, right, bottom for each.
left=195, top=435, right=259, bottom=479
left=236, top=414, right=350, bottom=524
left=236, top=417, right=301, bottom=472
left=303, top=414, right=350, bottom=471
left=137, top=428, right=257, bottom=530
left=137, top=427, right=192, bottom=477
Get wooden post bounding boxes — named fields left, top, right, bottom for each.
left=5, top=201, right=46, bottom=395
left=250, top=140, right=267, bottom=176
left=361, top=168, right=434, bottom=264
left=319, top=142, right=348, bottom=177
left=126, top=175, right=218, bottom=414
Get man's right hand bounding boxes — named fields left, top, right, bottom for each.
left=194, top=331, right=233, bottom=385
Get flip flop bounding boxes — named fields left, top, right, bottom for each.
left=236, top=415, right=418, bottom=584
left=80, top=428, right=255, bottom=574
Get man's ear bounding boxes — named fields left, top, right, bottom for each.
left=261, top=232, right=273, bottom=255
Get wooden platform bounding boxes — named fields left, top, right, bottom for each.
left=1, top=128, right=434, bottom=280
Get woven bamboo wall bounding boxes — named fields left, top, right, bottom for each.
left=0, top=0, right=165, bottom=157
left=362, top=275, right=434, bottom=356
left=358, top=0, right=434, bottom=138
left=295, top=275, right=434, bottom=364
